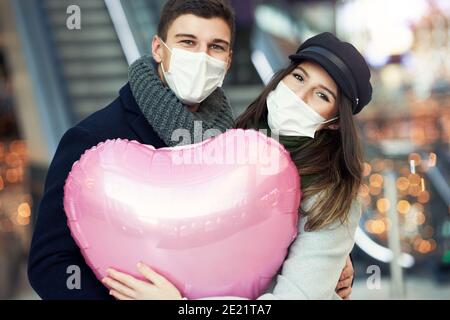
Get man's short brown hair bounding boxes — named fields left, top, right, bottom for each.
left=157, top=0, right=236, bottom=47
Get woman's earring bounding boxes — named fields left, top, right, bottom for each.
left=328, top=124, right=340, bottom=130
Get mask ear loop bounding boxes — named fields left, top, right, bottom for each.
left=322, top=116, right=339, bottom=124
left=158, top=37, right=172, bottom=53
left=158, top=36, right=172, bottom=74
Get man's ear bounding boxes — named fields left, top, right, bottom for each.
left=152, top=35, right=163, bottom=63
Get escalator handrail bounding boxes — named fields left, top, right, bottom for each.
left=104, top=0, right=141, bottom=65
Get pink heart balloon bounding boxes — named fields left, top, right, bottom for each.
left=64, top=129, right=301, bottom=299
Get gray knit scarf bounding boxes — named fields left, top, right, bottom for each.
left=128, top=55, right=236, bottom=147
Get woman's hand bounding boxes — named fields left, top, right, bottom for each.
left=335, top=255, right=354, bottom=299
left=102, top=262, right=184, bottom=300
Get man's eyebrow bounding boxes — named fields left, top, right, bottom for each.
left=175, top=34, right=230, bottom=48
left=174, top=33, right=197, bottom=39
left=319, top=85, right=337, bottom=101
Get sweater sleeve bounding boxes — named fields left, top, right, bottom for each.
left=198, top=198, right=362, bottom=300
left=255, top=198, right=362, bottom=300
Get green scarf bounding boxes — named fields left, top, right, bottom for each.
left=252, top=117, right=319, bottom=189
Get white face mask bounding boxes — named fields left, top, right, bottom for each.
left=267, top=81, right=338, bottom=138
left=159, top=39, right=228, bottom=105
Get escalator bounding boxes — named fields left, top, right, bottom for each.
left=0, top=0, right=133, bottom=162
left=42, top=0, right=129, bottom=123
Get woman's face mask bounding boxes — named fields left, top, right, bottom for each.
left=159, top=38, right=228, bottom=105
left=267, top=81, right=338, bottom=138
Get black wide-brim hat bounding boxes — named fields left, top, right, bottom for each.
left=289, top=32, right=372, bottom=115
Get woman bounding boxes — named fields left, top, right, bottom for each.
left=102, top=32, right=372, bottom=300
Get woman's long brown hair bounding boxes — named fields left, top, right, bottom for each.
left=236, top=62, right=363, bottom=231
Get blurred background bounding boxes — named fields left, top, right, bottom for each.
left=0, top=0, right=449, bottom=300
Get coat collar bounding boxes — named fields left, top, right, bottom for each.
left=119, top=82, right=166, bottom=148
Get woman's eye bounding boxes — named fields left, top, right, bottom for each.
left=293, top=73, right=304, bottom=83
left=316, top=92, right=330, bottom=102
left=210, top=44, right=225, bottom=51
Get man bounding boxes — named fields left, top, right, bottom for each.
left=28, top=0, right=353, bottom=299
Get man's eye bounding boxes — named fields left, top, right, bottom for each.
left=293, top=73, right=304, bottom=82
left=180, top=40, right=194, bottom=45
left=317, top=92, right=330, bottom=102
